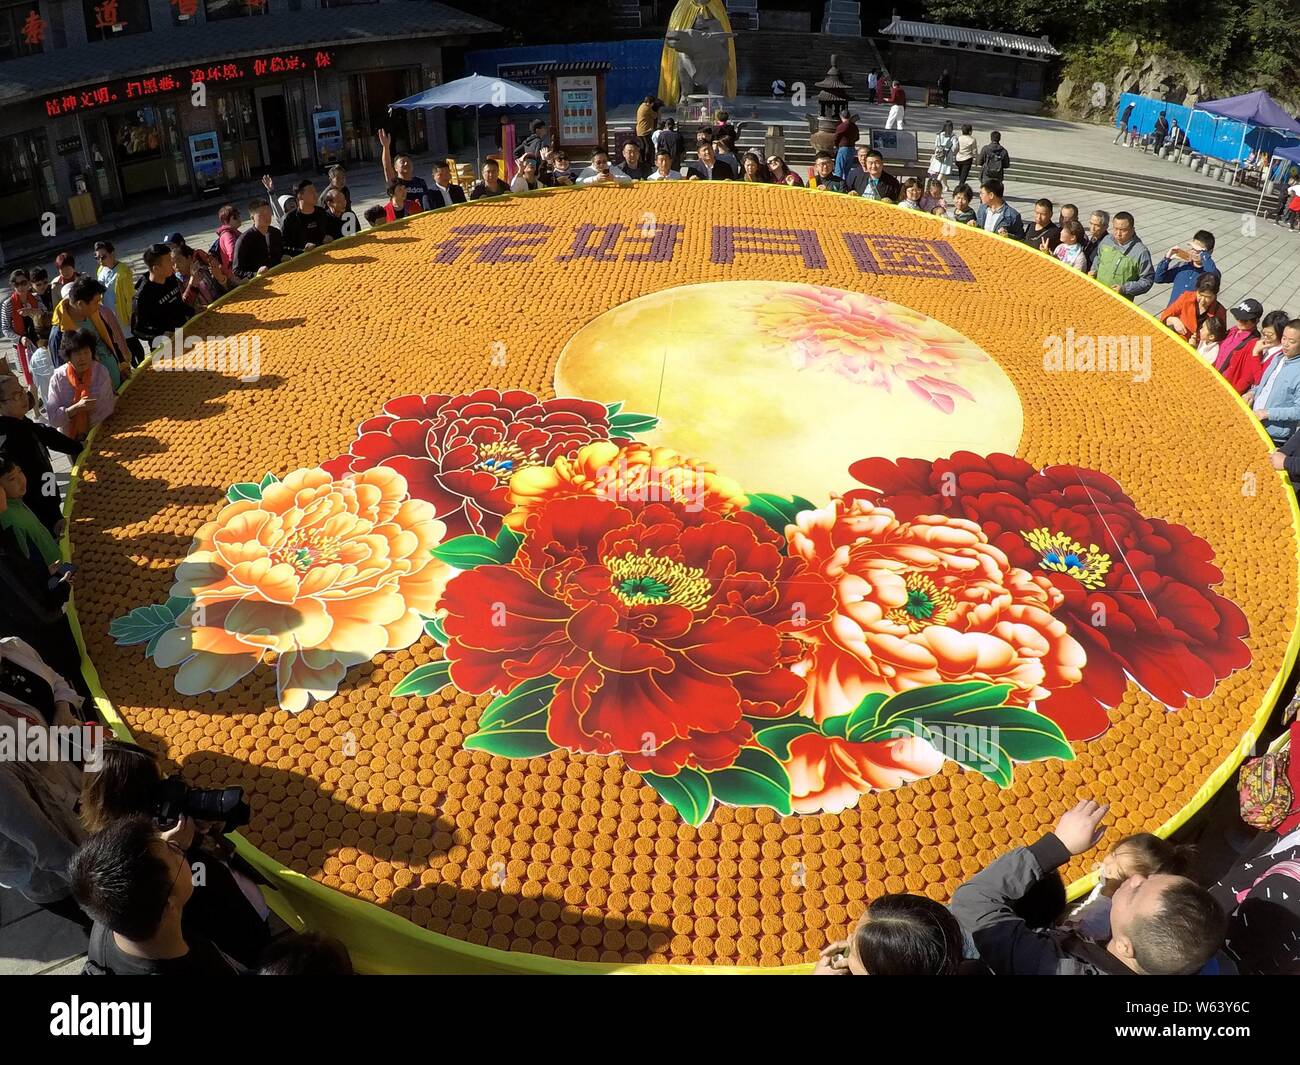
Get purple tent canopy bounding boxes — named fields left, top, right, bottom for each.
left=1197, top=90, right=1300, bottom=135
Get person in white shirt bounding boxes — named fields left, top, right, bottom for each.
left=577, top=151, right=633, bottom=186
left=646, top=149, right=683, bottom=181
left=510, top=156, right=544, bottom=193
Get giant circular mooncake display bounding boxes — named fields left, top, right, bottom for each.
left=70, top=183, right=1300, bottom=972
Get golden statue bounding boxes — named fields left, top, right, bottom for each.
left=659, top=0, right=738, bottom=106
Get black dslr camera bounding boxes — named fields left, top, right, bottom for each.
left=154, top=776, right=251, bottom=835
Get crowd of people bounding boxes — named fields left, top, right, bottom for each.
left=2, top=107, right=1299, bottom=978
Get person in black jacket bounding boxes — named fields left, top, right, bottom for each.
left=0, top=374, right=80, bottom=533
left=654, top=118, right=683, bottom=169
left=232, top=200, right=284, bottom=280
left=1114, top=100, right=1137, bottom=143
left=72, top=817, right=243, bottom=975
left=950, top=798, right=1226, bottom=975
left=279, top=180, right=333, bottom=256
left=1022, top=198, right=1062, bottom=252
left=1152, top=111, right=1170, bottom=153
left=425, top=161, right=468, bottom=209
left=683, top=142, right=734, bottom=181
left=130, top=245, right=193, bottom=345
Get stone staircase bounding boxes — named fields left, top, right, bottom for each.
left=821, top=0, right=862, bottom=35
left=607, top=112, right=1270, bottom=215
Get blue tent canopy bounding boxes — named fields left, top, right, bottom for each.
left=389, top=73, right=547, bottom=171
left=389, top=73, right=548, bottom=111
left=1275, top=144, right=1300, bottom=167
left=1197, top=90, right=1300, bottom=136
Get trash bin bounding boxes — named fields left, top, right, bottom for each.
left=67, top=191, right=97, bottom=230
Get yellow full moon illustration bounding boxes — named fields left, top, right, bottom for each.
left=555, top=280, right=1024, bottom=500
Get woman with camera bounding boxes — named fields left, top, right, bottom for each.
left=81, top=739, right=272, bottom=967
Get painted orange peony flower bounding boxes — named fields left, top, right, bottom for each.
left=503, top=440, right=748, bottom=532
left=787, top=498, right=1086, bottom=722
left=785, top=731, right=947, bottom=815
left=150, top=467, right=450, bottom=713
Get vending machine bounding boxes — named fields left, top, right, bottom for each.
left=313, top=110, right=344, bottom=167
left=188, top=131, right=224, bottom=192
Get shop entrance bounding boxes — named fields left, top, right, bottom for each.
left=104, top=105, right=189, bottom=203
left=258, top=89, right=296, bottom=173
left=343, top=68, right=427, bottom=161
left=363, top=69, right=407, bottom=151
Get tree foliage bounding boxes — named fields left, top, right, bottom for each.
left=922, top=0, right=1300, bottom=105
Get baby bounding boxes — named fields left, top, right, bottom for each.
left=1059, top=833, right=1191, bottom=941
left=1197, top=316, right=1227, bottom=362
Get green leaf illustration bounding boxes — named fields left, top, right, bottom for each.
left=901, top=706, right=1075, bottom=765
left=432, top=533, right=514, bottom=569
left=604, top=400, right=624, bottom=418
left=226, top=481, right=263, bottom=503
left=845, top=681, right=1013, bottom=742
left=743, top=492, right=816, bottom=537
left=494, top=523, right=523, bottom=562
left=422, top=616, right=449, bottom=645
left=609, top=411, right=660, bottom=436
left=258, top=472, right=280, bottom=490
left=390, top=660, right=453, bottom=698
left=852, top=683, right=1075, bottom=789
left=822, top=713, right=850, bottom=740
left=642, top=767, right=713, bottom=827
left=844, top=692, right=888, bottom=738
left=109, top=597, right=194, bottom=656
left=751, top=719, right=822, bottom=761
left=705, top=746, right=793, bottom=815
left=464, top=675, right=558, bottom=758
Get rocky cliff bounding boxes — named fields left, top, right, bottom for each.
left=1050, top=36, right=1263, bottom=123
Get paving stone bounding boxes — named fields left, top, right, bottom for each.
left=0, top=909, right=89, bottom=976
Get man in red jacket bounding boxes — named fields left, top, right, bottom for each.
left=1215, top=298, right=1263, bottom=393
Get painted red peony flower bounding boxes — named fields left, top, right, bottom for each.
left=322, top=388, right=612, bottom=538
left=846, top=451, right=1251, bottom=740
left=440, top=494, right=835, bottom=776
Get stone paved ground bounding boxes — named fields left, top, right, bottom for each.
left=5, top=99, right=1296, bottom=973
left=836, top=98, right=1300, bottom=317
